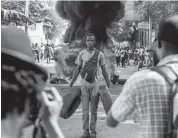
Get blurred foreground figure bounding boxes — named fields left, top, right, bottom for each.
left=1, top=27, right=64, bottom=138
left=106, top=15, right=178, bottom=138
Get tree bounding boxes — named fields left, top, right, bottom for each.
left=107, top=21, right=136, bottom=42
left=135, top=1, right=178, bottom=24
left=1, top=1, right=56, bottom=39
left=1, top=1, right=46, bottom=21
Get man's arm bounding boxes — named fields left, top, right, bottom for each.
left=99, top=52, right=110, bottom=88
left=41, top=87, right=65, bottom=138
left=70, top=51, right=83, bottom=87
left=106, top=110, right=119, bottom=127
left=44, top=118, right=64, bottom=138
left=106, top=72, right=138, bottom=127
left=70, top=64, right=82, bottom=87
left=101, top=64, right=110, bottom=88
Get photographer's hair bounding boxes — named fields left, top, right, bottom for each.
left=157, top=15, right=178, bottom=53
left=2, top=63, right=28, bottom=119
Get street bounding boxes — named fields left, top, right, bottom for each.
left=23, top=60, right=141, bottom=138
left=2, top=1, right=177, bottom=138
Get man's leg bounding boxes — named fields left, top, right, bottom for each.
left=47, top=55, right=49, bottom=63
left=118, top=56, right=120, bottom=66
left=116, top=57, right=118, bottom=66
left=81, top=86, right=90, bottom=138
left=90, top=86, right=99, bottom=137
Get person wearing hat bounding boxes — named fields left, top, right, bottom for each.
left=1, top=27, right=64, bottom=138
left=106, top=15, right=178, bottom=138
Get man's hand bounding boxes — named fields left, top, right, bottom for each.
left=107, top=81, right=110, bottom=89
left=40, top=87, right=63, bottom=121
left=40, top=87, right=65, bottom=138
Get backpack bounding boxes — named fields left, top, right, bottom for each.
left=150, top=66, right=178, bottom=138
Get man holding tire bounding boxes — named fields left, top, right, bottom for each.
left=70, top=32, right=110, bottom=138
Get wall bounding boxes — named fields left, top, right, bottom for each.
left=28, top=22, right=44, bottom=44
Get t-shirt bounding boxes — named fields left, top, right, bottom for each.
left=75, top=49, right=106, bottom=86
left=121, top=50, right=125, bottom=58
left=116, top=50, right=121, bottom=57
left=41, top=46, right=45, bottom=53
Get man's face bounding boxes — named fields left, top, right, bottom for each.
left=86, top=35, right=96, bottom=49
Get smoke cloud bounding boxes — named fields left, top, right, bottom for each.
left=56, top=1, right=125, bottom=44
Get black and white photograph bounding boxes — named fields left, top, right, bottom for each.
left=1, top=0, right=178, bottom=138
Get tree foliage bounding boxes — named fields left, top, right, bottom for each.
left=1, top=1, right=58, bottom=39
left=1, top=1, right=46, bottom=21
left=135, top=1, right=178, bottom=23
left=107, top=21, right=137, bottom=44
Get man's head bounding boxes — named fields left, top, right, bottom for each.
left=153, top=15, right=178, bottom=65
left=1, top=27, right=47, bottom=138
left=85, top=32, right=96, bottom=50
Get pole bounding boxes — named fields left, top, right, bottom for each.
left=149, top=16, right=152, bottom=48
left=25, top=0, right=29, bottom=34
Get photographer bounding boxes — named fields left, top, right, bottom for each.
left=1, top=27, right=64, bottom=138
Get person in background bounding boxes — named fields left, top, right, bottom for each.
left=40, top=43, right=45, bottom=62
left=35, top=43, right=40, bottom=63
left=1, top=27, right=64, bottom=138
left=46, top=45, right=51, bottom=63
left=31, top=43, right=37, bottom=60
left=115, top=49, right=121, bottom=66
left=120, top=48, right=126, bottom=68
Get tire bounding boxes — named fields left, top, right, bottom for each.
left=60, top=87, right=81, bottom=119
left=99, top=86, right=112, bottom=114
left=110, top=75, right=119, bottom=85
left=117, top=79, right=127, bottom=85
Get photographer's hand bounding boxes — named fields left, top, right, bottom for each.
left=40, top=87, right=64, bottom=138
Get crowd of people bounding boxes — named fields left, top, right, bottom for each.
left=2, top=14, right=178, bottom=138
left=31, top=43, right=55, bottom=63
left=114, top=46, right=153, bottom=70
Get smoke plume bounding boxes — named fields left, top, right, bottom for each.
left=56, top=1, right=125, bottom=44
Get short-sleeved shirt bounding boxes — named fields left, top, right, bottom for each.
left=75, top=49, right=106, bottom=86
left=121, top=50, right=125, bottom=58
left=110, top=54, right=178, bottom=138
left=115, top=50, right=121, bottom=57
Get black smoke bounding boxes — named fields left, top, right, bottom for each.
left=56, top=1, right=125, bottom=44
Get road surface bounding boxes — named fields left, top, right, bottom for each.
left=22, top=61, right=141, bottom=138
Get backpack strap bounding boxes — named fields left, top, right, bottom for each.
left=150, top=66, right=178, bottom=138
left=79, top=49, right=100, bottom=83
left=150, top=66, right=178, bottom=85
left=88, top=49, right=100, bottom=62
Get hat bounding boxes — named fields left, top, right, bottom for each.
left=158, top=15, right=178, bottom=46
left=1, top=27, right=48, bottom=81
